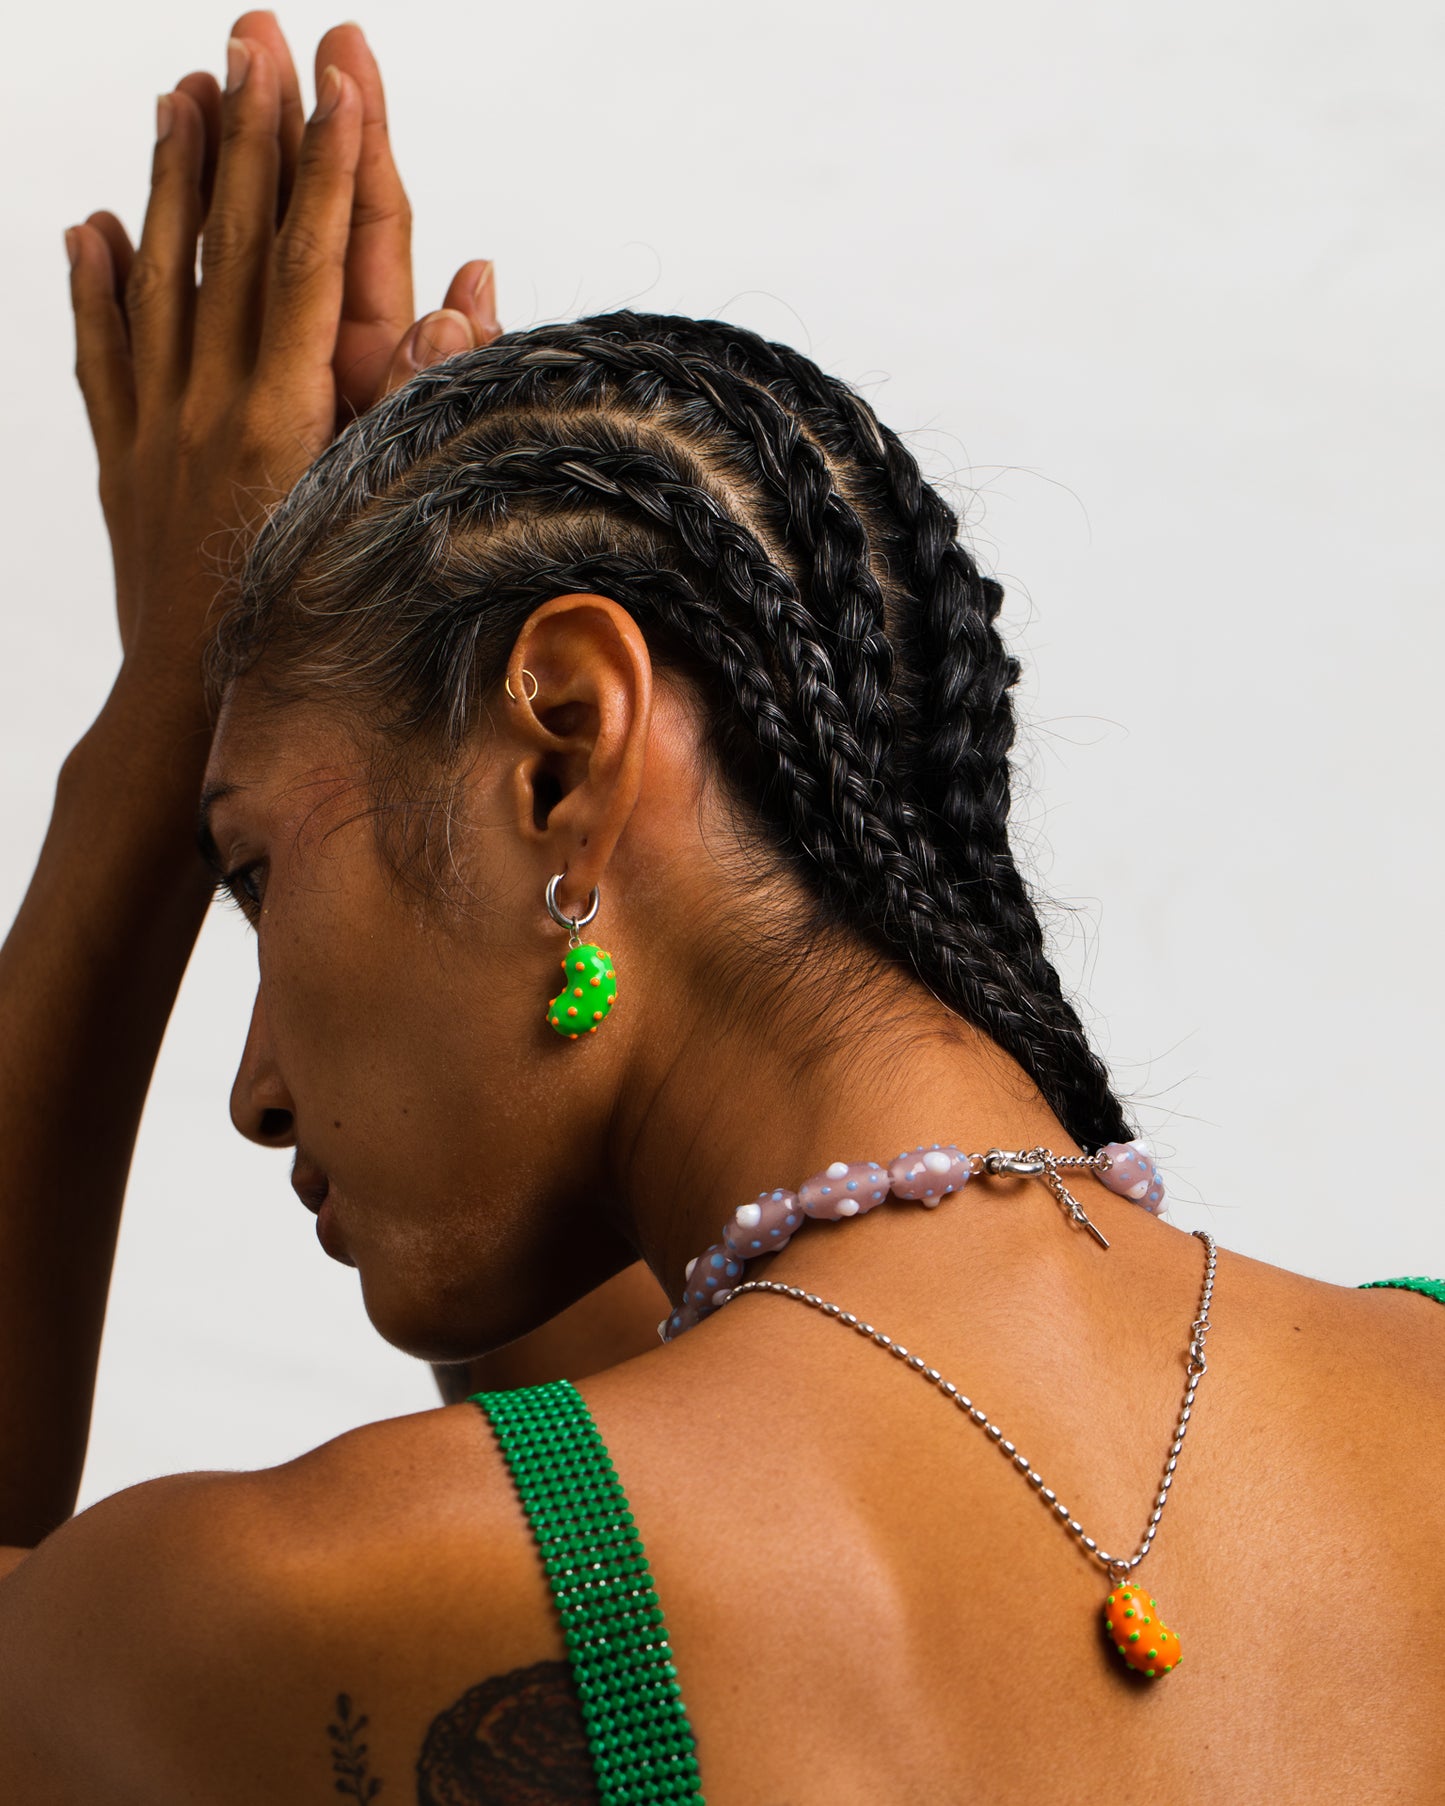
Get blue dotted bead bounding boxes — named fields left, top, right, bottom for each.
left=798, top=1159, right=892, bottom=1221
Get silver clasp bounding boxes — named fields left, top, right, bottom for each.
left=982, top=1148, right=1047, bottom=1177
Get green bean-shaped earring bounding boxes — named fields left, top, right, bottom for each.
left=544, top=872, right=618, bottom=1039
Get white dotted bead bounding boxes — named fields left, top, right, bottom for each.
left=799, top=1159, right=891, bottom=1221
left=722, top=1188, right=804, bottom=1258
left=887, top=1143, right=972, bottom=1204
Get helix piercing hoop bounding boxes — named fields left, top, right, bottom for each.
left=506, top=667, right=539, bottom=703
left=544, top=873, right=618, bottom=1039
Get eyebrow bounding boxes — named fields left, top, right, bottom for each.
left=196, top=781, right=244, bottom=877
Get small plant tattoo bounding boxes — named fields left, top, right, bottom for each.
left=328, top=1691, right=382, bottom=1802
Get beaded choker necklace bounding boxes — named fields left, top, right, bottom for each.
left=659, top=1138, right=1213, bottom=1679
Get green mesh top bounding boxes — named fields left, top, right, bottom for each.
left=470, top=1273, right=1443, bottom=1804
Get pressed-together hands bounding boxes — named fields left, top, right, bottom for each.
left=64, top=12, right=502, bottom=718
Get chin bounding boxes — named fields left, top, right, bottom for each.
left=354, top=1265, right=540, bottom=1367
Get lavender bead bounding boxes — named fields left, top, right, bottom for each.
left=1097, top=1141, right=1165, bottom=1212
left=659, top=1299, right=702, bottom=1342
left=798, top=1159, right=892, bottom=1221
left=682, top=1241, right=745, bottom=1311
left=887, top=1143, right=972, bottom=1206
left=723, top=1187, right=805, bottom=1259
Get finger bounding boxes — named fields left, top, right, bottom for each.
left=82, top=209, right=137, bottom=336
left=192, top=35, right=282, bottom=384
left=65, top=221, right=136, bottom=457
left=230, top=9, right=306, bottom=220
left=317, top=23, right=416, bottom=418
left=125, top=85, right=205, bottom=408
left=441, top=259, right=503, bottom=345
left=252, top=66, right=363, bottom=394
left=175, top=70, right=223, bottom=218
left=377, top=308, right=475, bottom=400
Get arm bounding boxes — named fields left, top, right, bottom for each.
left=0, top=14, right=498, bottom=1555
left=0, top=684, right=216, bottom=1548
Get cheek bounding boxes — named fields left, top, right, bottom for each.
left=258, top=892, right=517, bottom=1186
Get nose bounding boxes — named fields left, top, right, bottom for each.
left=230, top=985, right=296, bottom=1148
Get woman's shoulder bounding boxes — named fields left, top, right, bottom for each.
left=0, top=1399, right=578, bottom=1806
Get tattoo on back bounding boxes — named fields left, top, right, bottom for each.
left=328, top=1693, right=381, bottom=1802
left=326, top=1660, right=601, bottom=1804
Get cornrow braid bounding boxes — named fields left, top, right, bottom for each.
left=560, top=313, right=1134, bottom=1150
left=207, top=310, right=1135, bottom=1151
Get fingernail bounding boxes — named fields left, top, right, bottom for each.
left=471, top=262, right=502, bottom=336
left=225, top=37, right=251, bottom=95
left=156, top=92, right=175, bottom=141
left=314, top=65, right=342, bottom=120
left=408, top=311, right=472, bottom=369
left=64, top=227, right=80, bottom=270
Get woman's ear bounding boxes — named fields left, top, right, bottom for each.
left=501, top=594, right=654, bottom=907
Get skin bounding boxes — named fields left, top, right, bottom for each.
left=0, top=14, right=1442, bottom=1803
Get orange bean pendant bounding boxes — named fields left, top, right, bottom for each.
left=1104, top=1583, right=1182, bottom=1677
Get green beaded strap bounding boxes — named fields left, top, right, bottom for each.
left=1358, top=1275, right=1445, bottom=1306
left=469, top=1377, right=706, bottom=1805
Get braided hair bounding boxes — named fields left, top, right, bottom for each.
left=206, top=309, right=1136, bottom=1151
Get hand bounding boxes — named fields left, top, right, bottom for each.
left=65, top=14, right=502, bottom=722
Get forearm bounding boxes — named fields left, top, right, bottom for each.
left=0, top=672, right=215, bottom=1545
left=431, top=1259, right=671, bottom=1402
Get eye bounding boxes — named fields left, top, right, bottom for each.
left=215, top=859, right=265, bottom=923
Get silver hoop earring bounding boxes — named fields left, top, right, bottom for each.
left=545, top=872, right=600, bottom=944
left=506, top=667, right=539, bottom=703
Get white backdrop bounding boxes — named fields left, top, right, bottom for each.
left=3, top=0, right=1439, bottom=1512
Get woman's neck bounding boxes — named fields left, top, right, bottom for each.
left=607, top=988, right=1150, bottom=1319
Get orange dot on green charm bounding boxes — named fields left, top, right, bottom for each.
left=547, top=944, right=618, bottom=1039
left=1103, top=1584, right=1182, bottom=1677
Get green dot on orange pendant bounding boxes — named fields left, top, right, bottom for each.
left=1106, top=1586, right=1181, bottom=1677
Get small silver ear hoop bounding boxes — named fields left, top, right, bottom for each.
left=546, top=872, right=600, bottom=941
left=506, top=667, right=539, bottom=703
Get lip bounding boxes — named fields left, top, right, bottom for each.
left=291, top=1160, right=330, bottom=1216
left=292, top=1159, right=356, bottom=1267
left=316, top=1196, right=356, bottom=1267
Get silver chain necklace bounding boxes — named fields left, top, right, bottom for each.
left=715, top=1225, right=1217, bottom=1680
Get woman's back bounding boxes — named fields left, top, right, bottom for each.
left=579, top=1240, right=1445, bottom=1802
left=181, top=1229, right=1444, bottom=1805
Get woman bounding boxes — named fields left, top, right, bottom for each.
left=1, top=13, right=1440, bottom=1802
